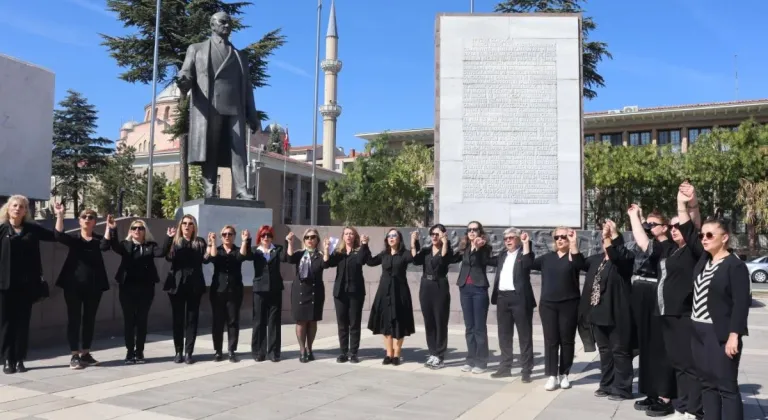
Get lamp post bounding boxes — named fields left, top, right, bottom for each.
left=251, top=148, right=264, bottom=201
left=310, top=0, right=322, bottom=225
left=145, top=0, right=162, bottom=217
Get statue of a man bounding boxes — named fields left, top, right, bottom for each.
left=177, top=11, right=260, bottom=200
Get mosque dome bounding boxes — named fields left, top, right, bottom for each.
left=121, top=120, right=138, bottom=130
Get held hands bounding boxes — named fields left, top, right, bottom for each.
left=242, top=229, right=250, bottom=241
left=473, top=236, right=486, bottom=248
left=167, top=227, right=176, bottom=237
left=360, top=234, right=369, bottom=245
left=207, top=232, right=216, bottom=244
left=54, top=202, right=65, bottom=217
left=601, top=222, right=612, bottom=239
left=627, top=204, right=641, bottom=218
left=567, top=229, right=577, bottom=245
left=323, top=238, right=331, bottom=253
left=106, top=214, right=116, bottom=229
left=605, top=219, right=618, bottom=238
left=725, top=334, right=740, bottom=359
left=410, top=231, right=419, bottom=245
left=286, top=232, right=295, bottom=242
left=678, top=182, right=697, bottom=205
left=520, top=232, right=530, bottom=242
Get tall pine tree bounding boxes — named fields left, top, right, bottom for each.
left=51, top=90, right=113, bottom=213
left=101, top=0, right=286, bottom=202
left=268, top=125, right=284, bottom=154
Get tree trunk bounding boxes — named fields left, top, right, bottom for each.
left=747, top=222, right=757, bottom=254
left=179, top=91, right=189, bottom=206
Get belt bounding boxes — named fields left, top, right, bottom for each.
left=422, top=275, right=446, bottom=281
left=631, top=275, right=657, bottom=283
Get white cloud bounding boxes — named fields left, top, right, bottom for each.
left=271, top=59, right=313, bottom=79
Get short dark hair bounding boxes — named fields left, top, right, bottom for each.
left=383, top=228, right=405, bottom=252
left=429, top=223, right=446, bottom=234
left=646, top=210, right=668, bottom=225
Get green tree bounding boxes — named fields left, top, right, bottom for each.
left=52, top=90, right=113, bottom=213
left=495, top=0, right=612, bottom=99
left=324, top=136, right=433, bottom=226
left=102, top=0, right=286, bottom=203
left=161, top=166, right=205, bottom=219
left=268, top=125, right=283, bottom=154
left=91, top=143, right=141, bottom=215
left=129, top=170, right=169, bottom=218
left=736, top=179, right=768, bottom=253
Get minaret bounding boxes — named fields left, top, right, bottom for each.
left=320, top=0, right=342, bottom=170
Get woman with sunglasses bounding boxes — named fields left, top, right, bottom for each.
left=366, top=229, right=416, bottom=365
left=322, top=226, right=370, bottom=363
left=53, top=205, right=111, bottom=369
left=626, top=205, right=678, bottom=416
left=520, top=227, right=582, bottom=391
left=106, top=218, right=173, bottom=364
left=411, top=224, right=452, bottom=369
left=285, top=228, right=325, bottom=362
left=165, top=215, right=207, bottom=364
left=449, top=221, right=491, bottom=374
left=0, top=195, right=56, bottom=374
left=204, top=226, right=250, bottom=363
left=250, top=225, right=283, bottom=362
left=688, top=217, right=750, bottom=419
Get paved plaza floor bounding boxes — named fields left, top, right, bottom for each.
left=1, top=299, right=767, bottom=420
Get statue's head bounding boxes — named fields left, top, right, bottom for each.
left=210, top=12, right=232, bottom=39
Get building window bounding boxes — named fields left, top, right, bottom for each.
left=584, top=134, right=595, bottom=144
left=285, top=188, right=294, bottom=223
left=305, top=191, right=311, bottom=220
left=163, top=106, right=170, bottom=121
left=629, top=131, right=651, bottom=146
left=601, top=133, right=622, bottom=146
left=717, top=125, right=739, bottom=132
left=658, top=129, right=681, bottom=152
left=688, top=127, right=711, bottom=144
left=216, top=174, right=221, bottom=197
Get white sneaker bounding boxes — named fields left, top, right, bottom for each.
left=471, top=367, right=486, bottom=374
left=461, top=364, right=472, bottom=372
left=424, top=356, right=436, bottom=367
left=545, top=376, right=558, bottom=391
left=559, top=375, right=571, bottom=389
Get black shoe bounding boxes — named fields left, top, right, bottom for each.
left=15, top=361, right=27, bottom=373
left=337, top=354, right=349, bottom=363
left=382, top=356, right=392, bottom=365
left=174, top=353, right=183, bottom=364
left=135, top=351, right=145, bottom=364
left=269, top=355, right=280, bottom=363
left=125, top=351, right=136, bottom=365
left=69, top=355, right=84, bottom=370
left=349, top=354, right=359, bottom=364
left=391, top=357, right=401, bottom=366
left=3, top=361, right=16, bottom=374
left=213, top=352, right=223, bottom=362
left=490, top=369, right=512, bottom=379
left=307, top=351, right=315, bottom=362
left=634, top=397, right=656, bottom=411
left=228, top=352, right=238, bottom=363
left=521, top=373, right=532, bottom=383
left=594, top=389, right=610, bottom=398
left=300, top=353, right=309, bottom=363
left=255, top=354, right=266, bottom=362
left=646, top=401, right=674, bottom=417
left=80, top=353, right=99, bottom=366
left=184, top=354, right=194, bottom=364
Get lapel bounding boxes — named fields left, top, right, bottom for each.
left=202, top=40, right=212, bottom=74
left=214, top=42, right=234, bottom=80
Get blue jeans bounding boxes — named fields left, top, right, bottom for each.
left=460, top=283, right=489, bottom=368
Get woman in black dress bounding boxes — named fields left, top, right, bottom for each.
left=411, top=224, right=452, bottom=369
left=285, top=228, right=325, bottom=363
left=105, top=218, right=173, bottom=364
left=366, top=229, right=415, bottom=366
left=0, top=195, right=56, bottom=374
left=250, top=225, right=283, bottom=362
left=164, top=215, right=206, bottom=364
left=204, top=226, right=249, bottom=363
left=53, top=204, right=110, bottom=369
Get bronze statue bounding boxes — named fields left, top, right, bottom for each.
left=177, top=11, right=260, bottom=200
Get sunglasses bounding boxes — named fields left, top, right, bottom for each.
left=670, top=223, right=681, bottom=230
left=181, top=221, right=194, bottom=226
left=467, top=227, right=480, bottom=233
left=387, top=233, right=399, bottom=239
left=430, top=232, right=441, bottom=237
left=221, top=232, right=234, bottom=237
left=261, top=233, right=273, bottom=239
left=304, top=235, right=318, bottom=240
left=80, top=215, right=95, bottom=221
left=504, top=236, right=518, bottom=241
left=645, top=222, right=664, bottom=229
left=698, top=232, right=716, bottom=240
left=130, top=226, right=145, bottom=231
left=553, top=235, right=568, bottom=241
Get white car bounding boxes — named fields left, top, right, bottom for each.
left=746, top=256, right=768, bottom=283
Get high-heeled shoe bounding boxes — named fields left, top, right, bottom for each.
left=307, top=351, right=315, bottom=362
left=300, top=352, right=309, bottom=363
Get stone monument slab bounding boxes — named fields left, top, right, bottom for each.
left=0, top=54, right=55, bottom=201
left=181, top=199, right=273, bottom=286
left=435, top=14, right=583, bottom=227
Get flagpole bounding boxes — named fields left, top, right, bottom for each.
left=281, top=126, right=288, bottom=223
left=145, top=0, right=161, bottom=217
left=310, top=0, right=322, bottom=225
left=470, top=0, right=474, bottom=13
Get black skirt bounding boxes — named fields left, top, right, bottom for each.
left=291, top=277, right=325, bottom=321
left=367, top=287, right=415, bottom=339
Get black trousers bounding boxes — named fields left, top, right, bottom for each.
left=691, top=321, right=743, bottom=420
left=210, top=287, right=243, bottom=354
left=334, top=293, right=364, bottom=355
left=0, top=290, right=34, bottom=363
left=539, top=298, right=579, bottom=376
left=632, top=280, right=677, bottom=398
left=119, top=284, right=154, bottom=353
left=593, top=324, right=634, bottom=398
left=419, top=279, right=450, bottom=360
left=496, top=291, right=533, bottom=374
left=168, top=289, right=202, bottom=355
left=63, top=288, right=103, bottom=352
left=251, top=291, right=282, bottom=358
left=662, top=316, right=702, bottom=416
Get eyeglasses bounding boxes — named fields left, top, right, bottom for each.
left=553, top=235, right=568, bottom=241
left=221, top=232, right=234, bottom=237
left=80, top=215, right=95, bottom=221
left=698, top=232, right=716, bottom=240
left=304, top=235, right=318, bottom=240
left=130, top=226, right=145, bottom=231
left=504, top=236, right=518, bottom=241
left=387, top=233, right=399, bottom=239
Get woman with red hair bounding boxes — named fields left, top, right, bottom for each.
left=250, top=225, right=284, bottom=362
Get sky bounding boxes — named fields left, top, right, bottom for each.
left=2, top=0, right=768, bottom=155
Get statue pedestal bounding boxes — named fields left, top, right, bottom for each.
left=180, top=198, right=273, bottom=286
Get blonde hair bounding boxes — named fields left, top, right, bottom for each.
left=173, top=214, right=202, bottom=249
left=302, top=228, right=321, bottom=250
left=552, top=226, right=569, bottom=251
left=221, top=225, right=236, bottom=235
left=79, top=208, right=98, bottom=219
left=0, top=195, right=33, bottom=224
left=334, top=226, right=360, bottom=254
left=124, top=219, right=155, bottom=242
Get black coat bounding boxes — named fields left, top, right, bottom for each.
left=489, top=248, right=537, bottom=309
left=0, top=221, right=55, bottom=293
left=110, top=231, right=172, bottom=286
left=165, top=237, right=207, bottom=294
left=451, top=244, right=493, bottom=288
left=366, top=248, right=416, bottom=336
left=323, top=244, right=370, bottom=297
left=205, top=244, right=248, bottom=293
left=251, top=244, right=284, bottom=293
left=54, top=230, right=110, bottom=292
left=693, top=253, right=751, bottom=342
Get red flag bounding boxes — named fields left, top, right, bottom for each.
left=283, top=128, right=290, bottom=153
